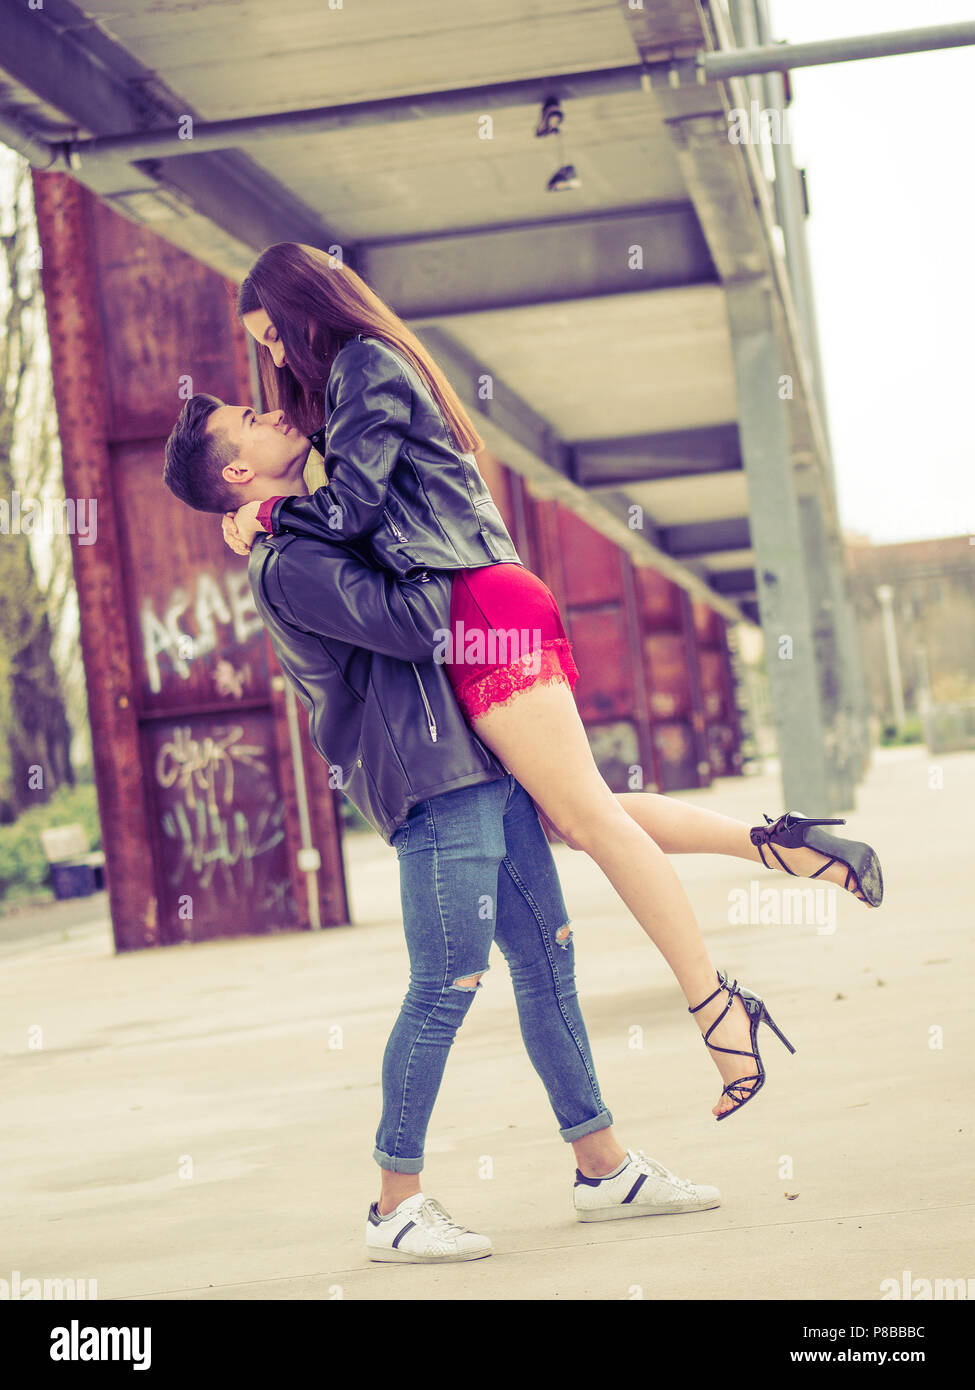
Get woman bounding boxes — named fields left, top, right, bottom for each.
left=223, top=241, right=883, bottom=1121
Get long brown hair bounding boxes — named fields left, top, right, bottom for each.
left=236, top=243, right=484, bottom=452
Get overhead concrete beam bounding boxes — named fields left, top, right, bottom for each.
left=0, top=0, right=339, bottom=279
left=710, top=568, right=759, bottom=596
left=574, top=422, right=741, bottom=484
left=661, top=517, right=752, bottom=557
left=361, top=206, right=716, bottom=318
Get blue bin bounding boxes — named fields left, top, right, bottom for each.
left=50, top=861, right=98, bottom=900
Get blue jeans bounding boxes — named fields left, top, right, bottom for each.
left=374, top=773, right=614, bottom=1172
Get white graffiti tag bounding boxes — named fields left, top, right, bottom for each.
left=141, top=570, right=263, bottom=694
left=155, top=725, right=268, bottom=814
left=161, top=796, right=286, bottom=894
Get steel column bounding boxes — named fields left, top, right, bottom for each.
left=795, top=486, right=851, bottom=809
left=751, top=0, right=874, bottom=796
left=31, top=172, right=160, bottom=951
left=725, top=278, right=833, bottom=812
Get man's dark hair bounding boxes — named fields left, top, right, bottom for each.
left=163, top=393, right=241, bottom=513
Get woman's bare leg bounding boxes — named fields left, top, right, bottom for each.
left=539, top=785, right=870, bottom=901
left=471, top=681, right=759, bottom=1117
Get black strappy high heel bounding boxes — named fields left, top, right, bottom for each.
left=750, top=811, right=884, bottom=907
left=688, top=970, right=797, bottom=1121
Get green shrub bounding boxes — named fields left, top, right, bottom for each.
left=0, top=783, right=102, bottom=907
left=879, top=716, right=923, bottom=746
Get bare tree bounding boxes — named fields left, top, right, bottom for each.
left=0, top=147, right=76, bottom=821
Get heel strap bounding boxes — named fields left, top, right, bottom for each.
left=688, top=969, right=733, bottom=1015
left=750, top=811, right=847, bottom=862
left=751, top=811, right=845, bottom=842
left=688, top=973, right=757, bottom=1061
left=688, top=980, right=723, bottom=1015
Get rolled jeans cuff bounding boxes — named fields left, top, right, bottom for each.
left=559, top=1107, right=614, bottom=1143
left=373, top=1147, right=424, bottom=1174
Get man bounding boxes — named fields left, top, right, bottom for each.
left=163, top=395, right=721, bottom=1265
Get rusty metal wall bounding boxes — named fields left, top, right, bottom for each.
left=490, top=468, right=743, bottom=792
left=32, top=172, right=349, bottom=950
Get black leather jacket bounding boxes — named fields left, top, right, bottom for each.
left=265, top=334, right=522, bottom=577
left=247, top=533, right=510, bottom=843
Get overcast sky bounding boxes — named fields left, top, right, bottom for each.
left=767, top=0, right=974, bottom=543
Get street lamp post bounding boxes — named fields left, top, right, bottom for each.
left=876, top=585, right=906, bottom=731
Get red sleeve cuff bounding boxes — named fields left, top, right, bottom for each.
left=256, top=496, right=284, bottom=534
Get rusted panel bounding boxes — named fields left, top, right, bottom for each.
left=692, top=598, right=720, bottom=645
left=531, top=497, right=636, bottom=733
left=633, top=566, right=683, bottom=628
left=113, top=439, right=273, bottom=715
left=501, top=469, right=534, bottom=566
left=652, top=721, right=699, bottom=791
left=473, top=447, right=516, bottom=539
left=644, top=632, right=691, bottom=720
left=619, top=554, right=662, bottom=792
left=679, top=588, right=712, bottom=788
left=698, top=649, right=729, bottom=719
left=33, top=172, right=349, bottom=948
left=555, top=510, right=622, bottom=606
left=145, top=711, right=295, bottom=942
left=716, top=622, right=745, bottom=774
left=272, top=666, right=350, bottom=928
left=633, top=569, right=709, bottom=789
left=32, top=171, right=160, bottom=952
left=565, top=608, right=634, bottom=723
left=643, top=630, right=701, bottom=787
left=697, top=620, right=744, bottom=777
left=527, top=492, right=570, bottom=615
left=89, top=198, right=246, bottom=440
left=470, top=463, right=745, bottom=796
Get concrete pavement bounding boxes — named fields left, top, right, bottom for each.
left=1, top=745, right=972, bottom=1301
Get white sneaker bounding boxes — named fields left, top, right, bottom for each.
left=573, top=1148, right=721, bottom=1222
left=366, top=1193, right=493, bottom=1263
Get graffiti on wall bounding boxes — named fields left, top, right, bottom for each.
left=149, top=716, right=293, bottom=923
left=141, top=569, right=264, bottom=695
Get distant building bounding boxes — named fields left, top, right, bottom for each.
left=845, top=535, right=975, bottom=722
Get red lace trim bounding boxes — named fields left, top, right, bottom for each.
left=453, top=638, right=579, bottom=719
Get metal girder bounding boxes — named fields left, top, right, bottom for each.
left=702, top=20, right=975, bottom=79
left=575, top=424, right=741, bottom=485
left=15, top=12, right=968, bottom=169
left=361, top=206, right=716, bottom=318
left=0, top=0, right=340, bottom=275
left=710, top=568, right=758, bottom=596
left=0, top=107, right=61, bottom=168
left=661, top=518, right=752, bottom=558
left=60, top=62, right=655, bottom=167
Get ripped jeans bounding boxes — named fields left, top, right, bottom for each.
left=374, top=773, right=614, bottom=1172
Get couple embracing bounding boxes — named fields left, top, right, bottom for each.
left=163, top=242, right=883, bottom=1265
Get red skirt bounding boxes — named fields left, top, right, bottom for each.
left=444, top=562, right=580, bottom=720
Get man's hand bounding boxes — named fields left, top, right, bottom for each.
left=222, top=500, right=265, bottom=555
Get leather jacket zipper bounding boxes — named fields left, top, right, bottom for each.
left=385, top=513, right=409, bottom=544
left=384, top=512, right=433, bottom=580
left=411, top=664, right=438, bottom=742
